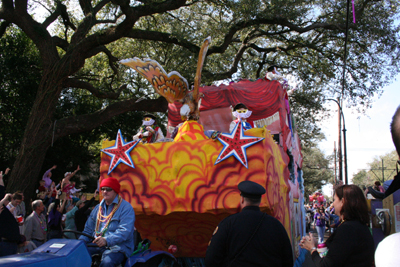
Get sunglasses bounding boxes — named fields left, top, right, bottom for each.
left=101, top=187, right=113, bottom=192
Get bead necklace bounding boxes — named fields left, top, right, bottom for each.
left=35, top=211, right=46, bottom=236
left=95, top=196, right=122, bottom=237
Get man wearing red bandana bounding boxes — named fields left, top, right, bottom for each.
left=79, top=177, right=135, bottom=267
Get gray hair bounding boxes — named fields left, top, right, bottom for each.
left=32, top=200, right=42, bottom=211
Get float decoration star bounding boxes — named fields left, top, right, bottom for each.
left=215, top=122, right=264, bottom=168
left=101, top=129, right=140, bottom=174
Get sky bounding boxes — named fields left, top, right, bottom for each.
left=319, top=75, right=400, bottom=195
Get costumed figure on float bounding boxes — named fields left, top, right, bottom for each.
left=133, top=114, right=164, bottom=144
left=229, top=103, right=254, bottom=132
left=265, top=65, right=290, bottom=91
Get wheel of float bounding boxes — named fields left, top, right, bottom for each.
left=379, top=210, right=391, bottom=236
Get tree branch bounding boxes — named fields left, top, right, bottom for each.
left=125, top=29, right=200, bottom=53
left=42, top=2, right=63, bottom=29
left=85, top=45, right=119, bottom=75
left=54, top=97, right=168, bottom=139
left=14, top=0, right=27, bottom=14
left=79, top=0, right=93, bottom=16
left=52, top=36, right=69, bottom=51
left=76, top=0, right=188, bottom=54
left=0, top=21, right=10, bottom=37
left=63, top=78, right=125, bottom=99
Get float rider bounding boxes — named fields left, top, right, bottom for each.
left=229, top=103, right=254, bottom=132
left=79, top=177, right=135, bottom=267
left=133, top=114, right=164, bottom=144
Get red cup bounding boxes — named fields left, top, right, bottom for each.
left=16, top=216, right=24, bottom=223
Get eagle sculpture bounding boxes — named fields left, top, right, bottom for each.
left=120, top=37, right=211, bottom=121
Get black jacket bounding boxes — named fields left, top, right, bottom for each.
left=311, top=220, right=375, bottom=267
left=74, top=197, right=95, bottom=232
left=0, top=185, right=20, bottom=242
left=205, top=206, right=293, bottom=267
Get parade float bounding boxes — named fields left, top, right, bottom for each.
left=98, top=37, right=307, bottom=265
left=309, top=191, right=326, bottom=206
left=0, top=37, right=307, bottom=267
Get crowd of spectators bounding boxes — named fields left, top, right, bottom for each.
left=0, top=165, right=98, bottom=257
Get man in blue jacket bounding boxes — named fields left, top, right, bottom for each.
left=79, top=177, right=135, bottom=267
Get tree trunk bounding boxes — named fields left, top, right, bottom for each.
left=6, top=69, right=62, bottom=208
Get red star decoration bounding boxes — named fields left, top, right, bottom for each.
left=215, top=122, right=264, bottom=168
left=101, top=129, right=140, bottom=174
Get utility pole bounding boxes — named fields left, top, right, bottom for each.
left=327, top=98, right=348, bottom=184
left=334, top=141, right=337, bottom=184
left=338, top=99, right=343, bottom=182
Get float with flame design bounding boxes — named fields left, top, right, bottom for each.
left=99, top=37, right=307, bottom=265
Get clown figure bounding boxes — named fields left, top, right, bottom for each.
left=229, top=103, right=254, bottom=132
left=133, top=114, right=164, bottom=143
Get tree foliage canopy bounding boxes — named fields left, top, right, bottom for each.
left=0, top=0, right=399, bottom=199
left=352, top=150, right=398, bottom=187
left=302, top=135, right=335, bottom=199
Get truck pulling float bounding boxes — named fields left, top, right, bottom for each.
left=0, top=38, right=308, bottom=267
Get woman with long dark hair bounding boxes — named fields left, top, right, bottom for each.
left=300, top=185, right=374, bottom=267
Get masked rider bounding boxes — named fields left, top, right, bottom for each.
left=133, top=114, right=164, bottom=143
left=229, top=103, right=254, bottom=132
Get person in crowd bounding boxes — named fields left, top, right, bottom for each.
left=47, top=181, right=57, bottom=204
left=205, top=181, right=293, bottom=267
left=43, top=165, right=57, bottom=190
left=314, top=207, right=326, bottom=243
left=37, top=180, right=47, bottom=199
left=17, top=234, right=37, bottom=253
left=373, top=181, right=385, bottom=193
left=75, top=189, right=98, bottom=232
left=6, top=192, right=23, bottom=218
left=300, top=185, right=375, bottom=267
left=61, top=165, right=80, bottom=199
left=327, top=203, right=338, bottom=234
left=133, top=114, right=164, bottom=144
left=24, top=199, right=47, bottom=247
left=47, top=194, right=67, bottom=240
left=324, top=207, right=331, bottom=233
left=14, top=191, right=26, bottom=234
left=79, top=178, right=135, bottom=267
left=64, top=195, right=88, bottom=239
left=0, top=169, right=21, bottom=257
left=229, top=103, right=254, bottom=132
left=69, top=181, right=82, bottom=202
left=15, top=191, right=26, bottom=218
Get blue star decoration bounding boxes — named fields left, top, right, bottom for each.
left=215, top=122, right=264, bottom=168
left=101, top=129, right=140, bottom=174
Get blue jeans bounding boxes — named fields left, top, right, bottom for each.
left=316, top=225, right=325, bottom=244
left=87, top=246, right=125, bottom=267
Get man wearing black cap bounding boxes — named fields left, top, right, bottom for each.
left=230, top=103, right=254, bottom=132
left=133, top=114, right=164, bottom=143
left=205, top=181, right=293, bottom=267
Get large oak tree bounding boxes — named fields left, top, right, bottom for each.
left=1, top=0, right=399, bottom=202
